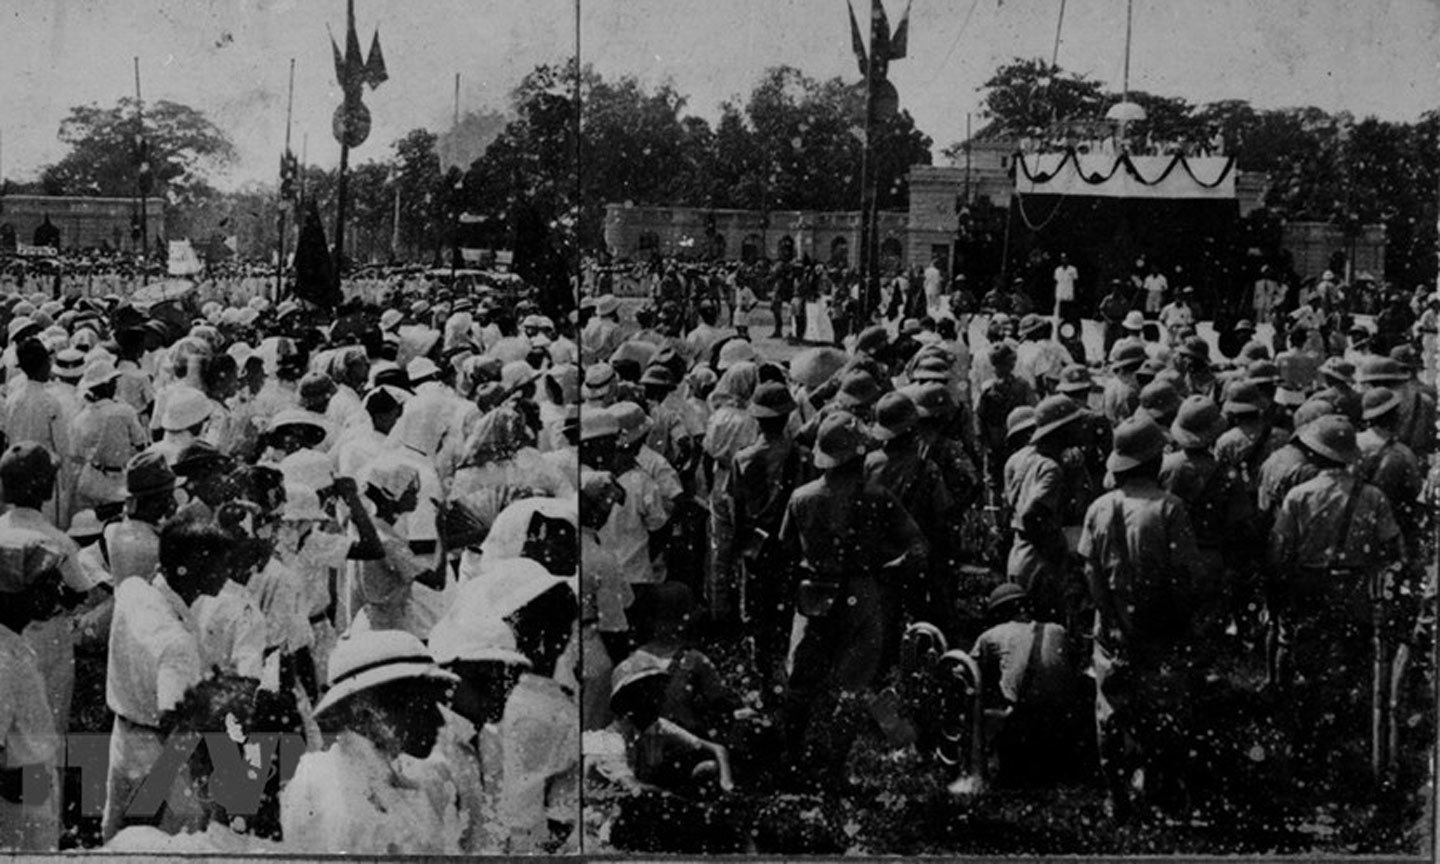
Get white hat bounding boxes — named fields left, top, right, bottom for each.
left=313, top=630, right=457, bottom=717
left=407, top=357, right=441, bottom=384
left=79, top=359, right=122, bottom=391
left=1122, top=311, right=1145, bottom=331
left=280, top=483, right=328, bottom=522
left=161, top=386, right=212, bottom=432
left=471, top=556, right=571, bottom=621
left=501, top=360, right=539, bottom=392
left=428, top=581, right=532, bottom=666
left=361, top=452, right=421, bottom=501
left=380, top=308, right=404, bottom=331
left=279, top=449, right=335, bottom=492
left=478, top=496, right=577, bottom=570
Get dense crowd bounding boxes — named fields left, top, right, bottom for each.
left=576, top=260, right=1436, bottom=849
left=0, top=272, right=583, bottom=853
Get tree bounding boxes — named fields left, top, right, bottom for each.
left=392, top=128, right=445, bottom=260
left=40, top=97, right=236, bottom=203
left=972, top=58, right=1107, bottom=141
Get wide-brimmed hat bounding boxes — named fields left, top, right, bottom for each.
left=639, top=363, right=676, bottom=388
left=67, top=509, right=105, bottom=542
left=1175, top=336, right=1210, bottom=365
left=173, top=441, right=230, bottom=478
left=611, top=650, right=670, bottom=699
left=610, top=401, right=653, bottom=447
left=1121, top=311, right=1145, bottom=331
left=1055, top=364, right=1097, bottom=395
left=54, top=348, right=85, bottom=381
left=1006, top=406, right=1037, bottom=441
left=749, top=381, right=797, bottom=418
left=1389, top=345, right=1421, bottom=372
left=1109, top=342, right=1147, bottom=371
left=717, top=338, right=758, bottom=372
left=1031, top=395, right=1084, bottom=442
left=268, top=409, right=332, bottom=448
left=871, top=391, right=919, bottom=441
left=1222, top=380, right=1265, bottom=416
left=908, top=381, right=956, bottom=419
left=125, top=451, right=185, bottom=498
left=313, top=630, right=458, bottom=717
left=910, top=354, right=952, bottom=383
left=429, top=585, right=531, bottom=668
left=160, top=386, right=212, bottom=433
left=579, top=406, right=620, bottom=442
left=1138, top=381, right=1182, bottom=421
left=1019, top=314, right=1049, bottom=338
left=987, top=582, right=1028, bottom=613
left=582, top=363, right=618, bottom=399
left=1356, top=357, right=1408, bottom=385
left=1361, top=386, right=1402, bottom=421
left=814, top=411, right=867, bottom=469
left=1107, top=414, right=1169, bottom=473
left=1246, top=360, right=1281, bottom=386
left=1297, top=415, right=1360, bottom=464
left=1290, top=398, right=1335, bottom=441
left=1318, top=357, right=1356, bottom=385
left=1171, top=395, right=1227, bottom=449
left=854, top=325, right=889, bottom=356
left=833, top=370, right=882, bottom=409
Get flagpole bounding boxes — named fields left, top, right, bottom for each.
left=134, top=57, right=147, bottom=283
left=1051, top=0, right=1067, bottom=68
left=300, top=133, right=308, bottom=200
left=858, top=37, right=876, bottom=324
left=333, top=0, right=355, bottom=280
left=277, top=57, right=295, bottom=303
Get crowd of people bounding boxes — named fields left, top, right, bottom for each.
left=576, top=261, right=1436, bottom=847
left=0, top=273, right=584, bottom=853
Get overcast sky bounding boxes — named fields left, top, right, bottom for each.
left=3, top=1, right=1437, bottom=190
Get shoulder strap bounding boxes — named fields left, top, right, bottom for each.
left=1332, top=475, right=1367, bottom=567
left=1013, top=621, right=1046, bottom=705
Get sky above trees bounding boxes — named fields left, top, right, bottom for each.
left=2, top=1, right=1436, bottom=189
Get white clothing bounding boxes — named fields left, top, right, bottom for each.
left=1053, top=264, right=1078, bottom=303
left=0, top=626, right=59, bottom=851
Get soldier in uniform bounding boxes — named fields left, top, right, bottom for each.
left=1216, top=380, right=1288, bottom=496
left=776, top=412, right=927, bottom=789
left=865, top=391, right=955, bottom=634
left=1312, top=357, right=1362, bottom=424
left=1080, top=415, right=1204, bottom=822
left=1101, top=343, right=1147, bottom=427
left=733, top=382, right=806, bottom=686
left=977, top=343, right=1037, bottom=502
left=1005, top=396, right=1087, bottom=633
left=1268, top=415, right=1403, bottom=786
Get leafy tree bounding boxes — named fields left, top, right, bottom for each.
left=40, top=97, right=236, bottom=203
left=971, top=58, right=1107, bottom=140
left=392, top=128, right=445, bottom=260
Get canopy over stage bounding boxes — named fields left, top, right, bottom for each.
left=1004, top=150, right=1243, bottom=312
left=1015, top=150, right=1238, bottom=200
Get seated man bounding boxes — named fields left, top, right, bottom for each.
left=971, top=583, right=1081, bottom=787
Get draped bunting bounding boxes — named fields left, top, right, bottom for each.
left=1014, top=149, right=1237, bottom=200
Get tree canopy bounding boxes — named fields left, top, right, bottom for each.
left=40, top=97, right=236, bottom=203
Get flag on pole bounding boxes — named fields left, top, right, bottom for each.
left=890, top=0, right=911, bottom=60
left=344, top=17, right=364, bottom=84
left=364, top=30, right=388, bottom=88
left=869, top=0, right=892, bottom=82
left=294, top=198, right=341, bottom=307
left=330, top=29, right=346, bottom=85
left=847, top=1, right=868, bottom=78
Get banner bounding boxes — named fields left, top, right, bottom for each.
left=14, top=244, right=58, bottom=258
left=1015, top=150, right=1236, bottom=200
left=167, top=240, right=204, bottom=276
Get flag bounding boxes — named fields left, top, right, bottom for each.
left=889, top=0, right=911, bottom=60
left=364, top=30, right=388, bottom=89
left=330, top=31, right=345, bottom=85
left=167, top=240, right=203, bottom=276
left=847, top=1, right=868, bottom=78
left=294, top=198, right=341, bottom=307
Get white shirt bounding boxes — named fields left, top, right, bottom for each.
left=0, top=625, right=58, bottom=851
left=1144, top=274, right=1168, bottom=297
left=191, top=579, right=266, bottom=679
left=106, top=574, right=203, bottom=728
left=497, top=673, right=579, bottom=853
left=1053, top=264, right=1078, bottom=302
left=597, top=466, right=669, bottom=585
left=281, top=729, right=464, bottom=856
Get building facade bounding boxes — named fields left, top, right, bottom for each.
left=0, top=195, right=166, bottom=253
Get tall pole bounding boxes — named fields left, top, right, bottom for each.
left=391, top=169, right=401, bottom=260
left=1122, top=0, right=1133, bottom=98
left=134, top=57, right=147, bottom=277
left=332, top=0, right=354, bottom=277
left=277, top=57, right=295, bottom=303
left=300, top=133, right=308, bottom=200
left=858, top=56, right=875, bottom=322
left=1050, top=0, right=1067, bottom=69
left=453, top=73, right=460, bottom=130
